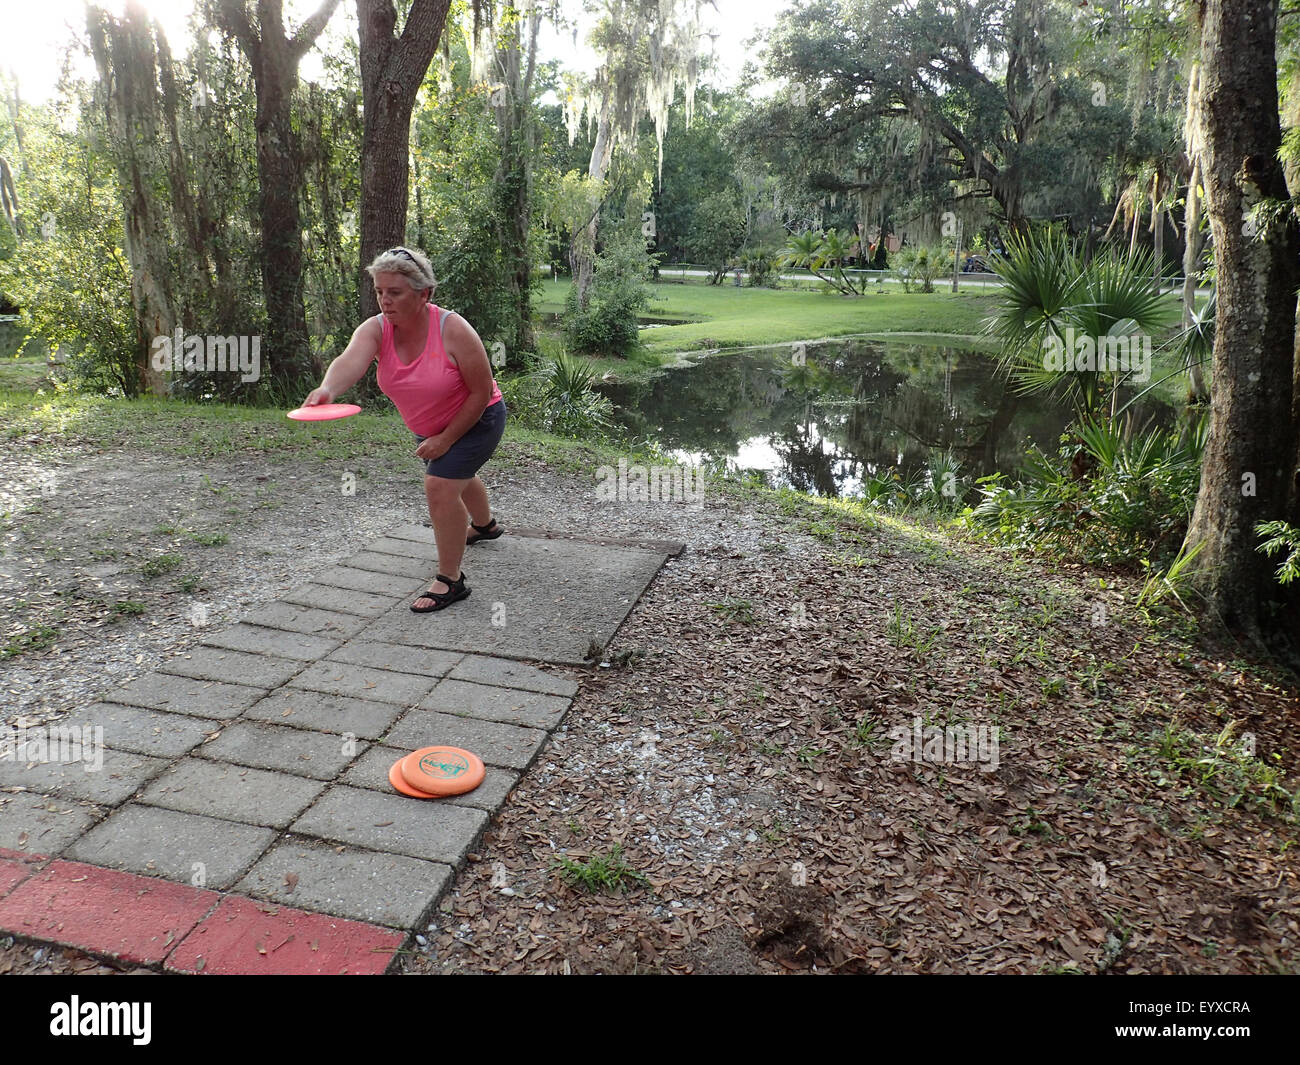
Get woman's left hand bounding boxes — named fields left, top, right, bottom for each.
left=416, top=434, right=450, bottom=461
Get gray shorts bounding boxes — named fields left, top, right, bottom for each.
left=413, top=399, right=507, bottom=479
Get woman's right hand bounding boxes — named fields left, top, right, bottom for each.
left=303, top=386, right=334, bottom=407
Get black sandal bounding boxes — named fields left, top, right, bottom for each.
left=466, top=518, right=504, bottom=545
left=410, top=572, right=470, bottom=612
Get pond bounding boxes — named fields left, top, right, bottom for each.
left=596, top=338, right=1178, bottom=499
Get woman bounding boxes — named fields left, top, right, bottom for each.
left=303, top=246, right=507, bottom=612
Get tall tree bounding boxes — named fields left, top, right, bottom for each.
left=563, top=0, right=705, bottom=309
left=1183, top=0, right=1300, bottom=642
left=87, top=1, right=175, bottom=397
left=213, top=0, right=342, bottom=394
left=475, top=0, right=543, bottom=356
left=356, top=0, right=451, bottom=320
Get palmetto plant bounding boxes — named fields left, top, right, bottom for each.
left=532, top=350, right=615, bottom=437
left=985, top=227, right=1179, bottom=416
left=780, top=229, right=865, bottom=294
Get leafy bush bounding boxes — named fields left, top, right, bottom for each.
left=563, top=227, right=655, bottom=358
left=892, top=245, right=948, bottom=294
left=1256, top=520, right=1300, bottom=586
left=967, top=416, right=1202, bottom=570
left=498, top=350, right=616, bottom=440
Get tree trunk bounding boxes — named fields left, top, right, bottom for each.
left=216, top=0, right=342, bottom=394
left=1181, top=158, right=1209, bottom=401
left=1184, top=0, right=1300, bottom=642
left=87, top=2, right=172, bottom=397
left=573, top=103, right=614, bottom=311
left=490, top=2, right=541, bottom=359
left=356, top=0, right=450, bottom=321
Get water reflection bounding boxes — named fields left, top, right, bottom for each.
left=598, top=338, right=1175, bottom=498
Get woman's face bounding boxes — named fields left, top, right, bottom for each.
left=373, top=272, right=427, bottom=320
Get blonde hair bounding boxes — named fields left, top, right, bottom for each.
left=366, top=246, right=438, bottom=296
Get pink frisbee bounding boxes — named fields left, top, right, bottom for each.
left=287, top=403, right=361, bottom=422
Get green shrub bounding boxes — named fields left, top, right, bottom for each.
left=563, top=228, right=655, bottom=358
left=967, top=416, right=1201, bottom=570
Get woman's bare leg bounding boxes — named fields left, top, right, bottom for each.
left=460, top=475, right=492, bottom=528
left=413, top=474, right=471, bottom=607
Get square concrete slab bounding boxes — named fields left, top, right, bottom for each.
left=417, top=678, right=570, bottom=730
left=66, top=805, right=276, bottom=890
left=102, top=673, right=267, bottom=719
left=236, top=838, right=453, bottom=928
left=84, top=702, right=219, bottom=759
left=0, top=747, right=167, bottom=805
left=290, top=785, right=488, bottom=865
left=281, top=583, right=400, bottom=618
left=449, top=654, right=580, bottom=697
left=341, top=746, right=518, bottom=812
left=244, top=690, right=407, bottom=740
left=288, top=660, right=439, bottom=705
left=325, top=639, right=461, bottom=678
left=158, top=646, right=303, bottom=688
left=196, top=721, right=364, bottom=780
left=383, top=709, right=548, bottom=770
left=358, top=529, right=672, bottom=664
left=241, top=601, right=373, bottom=639
left=367, top=535, right=439, bottom=560
left=345, top=550, right=435, bottom=579
left=0, top=792, right=102, bottom=855
left=309, top=565, right=422, bottom=597
left=139, top=758, right=324, bottom=829
left=200, top=623, right=341, bottom=661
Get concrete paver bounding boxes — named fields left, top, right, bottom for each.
left=237, top=838, right=453, bottom=928
left=288, top=660, right=439, bottom=705
left=383, top=709, right=548, bottom=770
left=418, top=677, right=571, bottom=730
left=0, top=860, right=218, bottom=965
left=159, top=646, right=302, bottom=688
left=196, top=720, right=363, bottom=780
left=291, top=785, right=488, bottom=864
left=241, top=601, right=373, bottom=638
left=66, top=804, right=276, bottom=890
left=84, top=702, right=219, bottom=759
left=104, top=673, right=267, bottom=719
left=139, top=758, right=324, bottom=829
left=0, top=792, right=102, bottom=855
left=325, top=639, right=461, bottom=678
left=244, top=689, right=407, bottom=739
left=0, top=747, right=168, bottom=805
left=281, top=582, right=400, bottom=618
left=200, top=623, right=341, bottom=661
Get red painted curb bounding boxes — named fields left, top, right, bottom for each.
left=0, top=856, right=40, bottom=901
left=0, top=860, right=218, bottom=966
left=166, top=894, right=404, bottom=975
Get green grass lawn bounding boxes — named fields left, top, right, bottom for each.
left=533, top=278, right=999, bottom=376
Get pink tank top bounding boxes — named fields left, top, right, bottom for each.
left=375, top=303, right=502, bottom=436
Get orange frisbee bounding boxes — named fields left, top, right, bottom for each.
left=399, top=746, right=485, bottom=797
left=388, top=757, right=435, bottom=799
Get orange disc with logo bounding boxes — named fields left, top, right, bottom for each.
left=399, top=746, right=485, bottom=797
left=388, top=757, right=434, bottom=799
